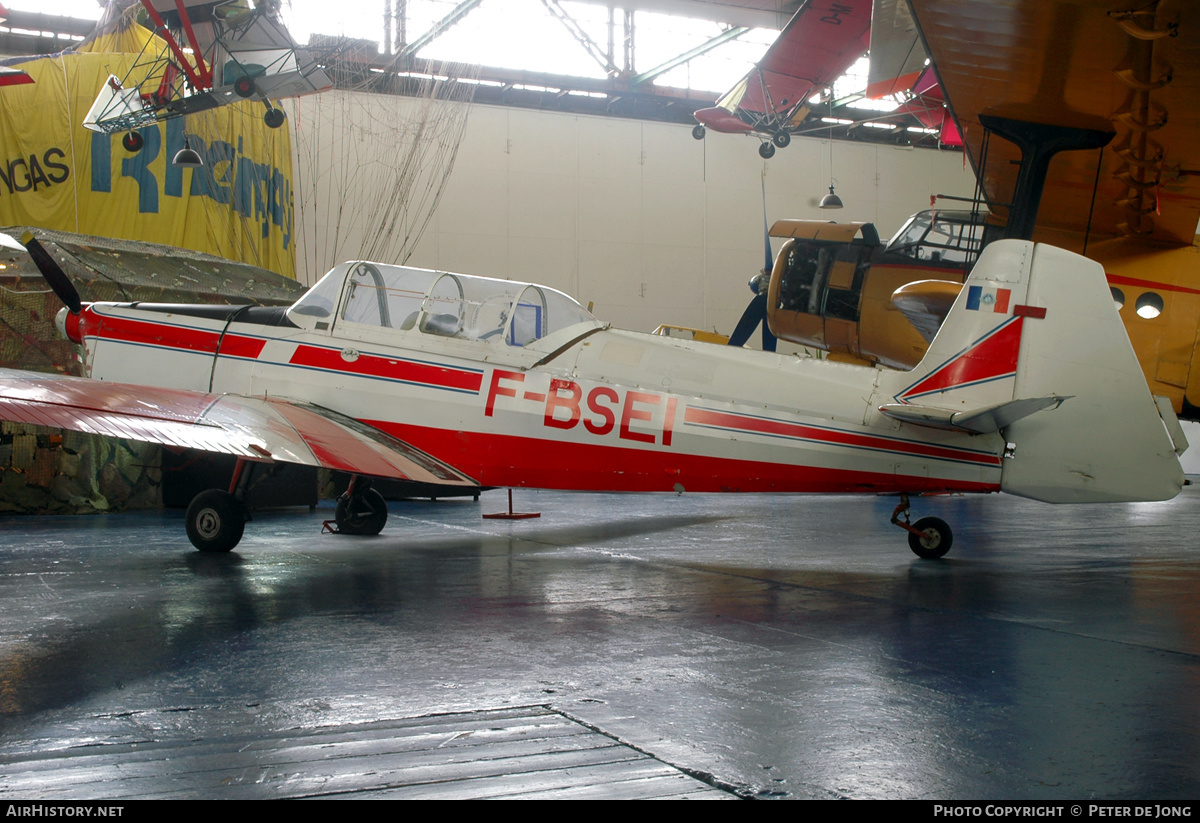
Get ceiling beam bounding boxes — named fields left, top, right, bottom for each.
left=399, top=0, right=485, bottom=60
left=542, top=0, right=619, bottom=76
left=631, top=24, right=750, bottom=85
left=568, top=0, right=795, bottom=30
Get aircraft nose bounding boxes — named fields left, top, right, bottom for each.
left=56, top=306, right=83, bottom=343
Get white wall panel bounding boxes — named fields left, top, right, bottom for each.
left=296, top=97, right=977, bottom=339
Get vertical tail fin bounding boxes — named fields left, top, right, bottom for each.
left=881, top=240, right=1184, bottom=503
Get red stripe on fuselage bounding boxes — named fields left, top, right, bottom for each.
left=288, top=345, right=483, bottom=393
left=84, top=311, right=266, bottom=359
left=684, top=407, right=1000, bottom=467
left=372, top=420, right=1000, bottom=494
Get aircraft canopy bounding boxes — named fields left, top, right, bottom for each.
left=289, top=262, right=599, bottom=347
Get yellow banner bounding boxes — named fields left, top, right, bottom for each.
left=0, top=25, right=296, bottom=278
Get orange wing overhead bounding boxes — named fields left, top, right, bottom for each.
left=908, top=0, right=1200, bottom=247
left=0, top=368, right=478, bottom=488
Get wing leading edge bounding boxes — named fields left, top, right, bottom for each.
left=0, top=368, right=477, bottom=488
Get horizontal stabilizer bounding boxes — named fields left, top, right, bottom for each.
left=879, top=395, right=1067, bottom=433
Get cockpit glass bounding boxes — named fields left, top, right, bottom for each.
left=290, top=262, right=599, bottom=345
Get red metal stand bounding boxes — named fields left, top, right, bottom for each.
left=483, top=488, right=541, bottom=519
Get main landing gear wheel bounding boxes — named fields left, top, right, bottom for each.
left=335, top=488, right=388, bottom=536
left=772, top=131, right=791, bottom=148
left=758, top=142, right=776, bottom=159
left=186, top=490, right=246, bottom=553
left=122, top=131, right=144, bottom=153
left=234, top=76, right=255, bottom=98
left=908, top=517, right=953, bottom=560
left=692, top=124, right=706, bottom=140
left=264, top=108, right=286, bottom=129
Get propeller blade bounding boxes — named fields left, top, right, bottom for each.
left=21, top=232, right=81, bottom=314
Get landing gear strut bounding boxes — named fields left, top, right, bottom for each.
left=891, top=493, right=953, bottom=559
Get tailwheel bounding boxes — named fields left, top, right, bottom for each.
left=122, top=131, right=144, bottom=153
left=890, top=493, right=953, bottom=559
left=334, top=487, right=388, bottom=536
left=692, top=124, right=706, bottom=140
left=907, top=517, right=953, bottom=559
left=185, top=489, right=246, bottom=553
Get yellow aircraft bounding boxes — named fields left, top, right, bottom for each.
left=755, top=0, right=1200, bottom=420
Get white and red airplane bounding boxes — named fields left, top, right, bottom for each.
left=0, top=237, right=1187, bottom=557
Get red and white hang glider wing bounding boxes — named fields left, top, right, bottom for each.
left=0, top=369, right=478, bottom=488
left=696, top=0, right=872, bottom=132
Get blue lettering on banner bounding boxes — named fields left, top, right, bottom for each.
left=88, top=122, right=293, bottom=249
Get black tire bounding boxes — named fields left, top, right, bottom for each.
left=908, top=516, right=953, bottom=559
left=186, top=490, right=245, bottom=553
left=758, top=142, right=776, bottom=159
left=692, top=124, right=706, bottom=140
left=772, top=131, right=791, bottom=148
left=264, top=108, right=286, bottom=129
left=335, top=488, right=388, bottom=536
left=122, top=131, right=144, bottom=153
left=234, top=76, right=255, bottom=98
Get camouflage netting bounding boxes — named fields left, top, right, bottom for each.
left=0, top=227, right=308, bottom=514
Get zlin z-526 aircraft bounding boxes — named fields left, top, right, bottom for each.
left=0, top=236, right=1187, bottom=558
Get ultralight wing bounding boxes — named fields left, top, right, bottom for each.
left=0, top=368, right=478, bottom=489
left=738, top=0, right=871, bottom=115
left=907, top=0, right=1200, bottom=246
left=694, top=0, right=872, bottom=139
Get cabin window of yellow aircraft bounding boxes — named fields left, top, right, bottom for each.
left=1136, top=292, right=1164, bottom=320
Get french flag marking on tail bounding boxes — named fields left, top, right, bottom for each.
left=966, top=285, right=1011, bottom=313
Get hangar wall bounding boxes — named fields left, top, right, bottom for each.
left=289, top=94, right=977, bottom=337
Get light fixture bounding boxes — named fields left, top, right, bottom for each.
left=818, top=89, right=844, bottom=209
left=172, top=137, right=202, bottom=168
left=819, top=184, right=843, bottom=209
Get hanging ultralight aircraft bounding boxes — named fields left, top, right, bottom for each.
left=82, top=0, right=331, bottom=152
left=690, top=0, right=872, bottom=158
left=690, top=0, right=959, bottom=157
left=0, top=233, right=1186, bottom=558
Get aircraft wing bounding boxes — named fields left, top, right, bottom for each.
left=908, top=0, right=1200, bottom=246
left=699, top=0, right=871, bottom=129
left=740, top=0, right=871, bottom=114
left=0, top=369, right=478, bottom=488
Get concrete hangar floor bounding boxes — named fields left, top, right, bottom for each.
left=0, top=485, right=1198, bottom=800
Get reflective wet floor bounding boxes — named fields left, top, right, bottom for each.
left=1, top=486, right=1199, bottom=799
